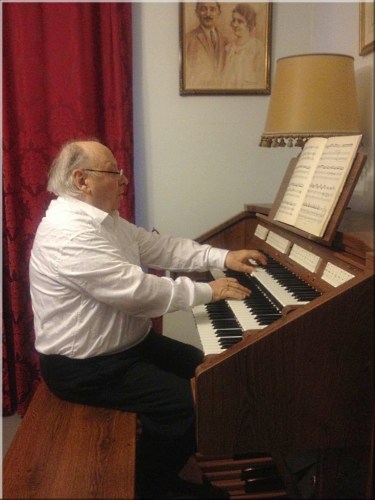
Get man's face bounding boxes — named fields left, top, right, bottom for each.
left=196, top=3, right=220, bottom=30
left=82, top=143, right=128, bottom=213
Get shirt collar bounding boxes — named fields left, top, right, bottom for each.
left=59, top=196, right=118, bottom=224
left=201, top=26, right=217, bottom=37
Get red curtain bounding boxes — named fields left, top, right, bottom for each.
left=3, top=3, right=134, bottom=416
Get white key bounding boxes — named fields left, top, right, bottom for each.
left=227, top=300, right=262, bottom=330
left=252, top=268, right=309, bottom=307
left=193, top=304, right=224, bottom=354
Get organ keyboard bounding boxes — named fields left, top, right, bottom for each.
left=193, top=261, right=322, bottom=355
left=180, top=204, right=374, bottom=499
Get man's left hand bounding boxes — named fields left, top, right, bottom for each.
left=224, top=249, right=267, bottom=274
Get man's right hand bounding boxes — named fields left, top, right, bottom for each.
left=208, top=277, right=251, bottom=302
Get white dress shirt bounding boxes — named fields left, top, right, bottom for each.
left=30, top=197, right=228, bottom=358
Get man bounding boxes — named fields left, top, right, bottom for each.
left=30, top=139, right=267, bottom=498
left=185, top=2, right=228, bottom=88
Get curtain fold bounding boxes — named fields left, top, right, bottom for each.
left=3, top=2, right=134, bottom=416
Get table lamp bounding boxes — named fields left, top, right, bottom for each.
left=259, top=53, right=361, bottom=148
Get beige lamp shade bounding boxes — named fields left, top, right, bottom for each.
left=260, top=53, right=361, bottom=147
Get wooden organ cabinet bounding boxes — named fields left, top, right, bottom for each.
left=183, top=203, right=374, bottom=499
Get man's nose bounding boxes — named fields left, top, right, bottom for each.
left=121, top=173, right=129, bottom=185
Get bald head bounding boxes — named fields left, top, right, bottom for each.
left=47, top=139, right=105, bottom=197
left=75, top=140, right=112, bottom=161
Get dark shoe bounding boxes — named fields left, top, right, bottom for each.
left=241, top=462, right=278, bottom=480
left=166, top=475, right=230, bottom=499
left=244, top=474, right=284, bottom=494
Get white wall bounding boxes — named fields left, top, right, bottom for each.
left=310, top=2, right=374, bottom=213
left=133, top=2, right=374, bottom=238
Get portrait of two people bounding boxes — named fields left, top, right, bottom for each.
left=182, top=2, right=271, bottom=93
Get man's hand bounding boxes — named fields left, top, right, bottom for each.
left=224, top=249, right=267, bottom=274
left=209, top=277, right=251, bottom=302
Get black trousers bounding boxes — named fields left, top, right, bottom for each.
left=39, top=330, right=204, bottom=490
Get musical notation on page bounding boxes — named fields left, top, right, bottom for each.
left=274, top=135, right=362, bottom=237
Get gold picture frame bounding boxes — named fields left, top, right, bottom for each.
left=359, top=2, right=374, bottom=55
left=179, top=2, right=272, bottom=95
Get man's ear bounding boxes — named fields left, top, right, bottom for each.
left=72, top=169, right=90, bottom=193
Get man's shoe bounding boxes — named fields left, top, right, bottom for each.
left=167, top=475, right=230, bottom=499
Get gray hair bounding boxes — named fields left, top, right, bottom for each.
left=47, top=140, right=96, bottom=197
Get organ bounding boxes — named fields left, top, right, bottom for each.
left=178, top=199, right=373, bottom=498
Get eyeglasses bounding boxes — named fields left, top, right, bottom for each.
left=83, top=169, right=123, bottom=176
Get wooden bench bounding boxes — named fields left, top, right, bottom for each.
left=3, top=381, right=137, bottom=499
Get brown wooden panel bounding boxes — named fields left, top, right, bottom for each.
left=195, top=270, right=374, bottom=457
left=196, top=207, right=271, bottom=250
left=190, top=203, right=373, bottom=498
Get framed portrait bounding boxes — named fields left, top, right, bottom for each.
left=359, top=2, right=374, bottom=55
left=179, top=2, right=272, bottom=95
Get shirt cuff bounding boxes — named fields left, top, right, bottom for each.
left=207, top=247, right=229, bottom=270
left=193, top=282, right=213, bottom=306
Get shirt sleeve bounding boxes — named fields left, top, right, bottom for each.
left=127, top=222, right=229, bottom=272
left=54, top=228, right=216, bottom=318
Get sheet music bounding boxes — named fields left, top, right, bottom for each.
left=294, top=136, right=361, bottom=236
left=274, top=138, right=326, bottom=224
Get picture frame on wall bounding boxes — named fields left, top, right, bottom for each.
left=179, top=2, right=272, bottom=95
left=359, top=2, right=374, bottom=55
